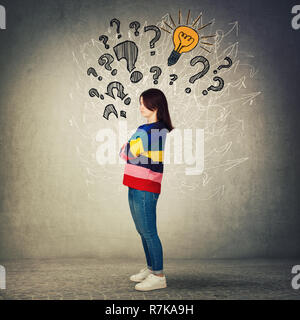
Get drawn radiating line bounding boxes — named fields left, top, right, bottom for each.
left=178, top=9, right=181, bottom=24
left=198, top=21, right=213, bottom=31
left=199, top=45, right=211, bottom=53
left=161, top=27, right=171, bottom=33
left=186, top=9, right=191, bottom=24
left=169, top=14, right=176, bottom=28
left=191, top=14, right=202, bottom=27
left=163, top=20, right=174, bottom=30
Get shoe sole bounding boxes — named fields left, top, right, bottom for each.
left=135, top=283, right=167, bottom=291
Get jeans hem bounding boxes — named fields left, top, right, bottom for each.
left=152, top=269, right=163, bottom=274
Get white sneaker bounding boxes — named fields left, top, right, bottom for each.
left=135, top=273, right=167, bottom=291
left=130, top=266, right=152, bottom=282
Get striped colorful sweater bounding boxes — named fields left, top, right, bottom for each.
left=119, top=120, right=169, bottom=194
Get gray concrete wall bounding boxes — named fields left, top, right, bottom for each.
left=0, top=0, right=299, bottom=260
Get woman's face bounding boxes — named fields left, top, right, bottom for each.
left=140, top=96, right=157, bottom=119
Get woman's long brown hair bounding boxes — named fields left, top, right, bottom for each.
left=139, top=88, right=175, bottom=133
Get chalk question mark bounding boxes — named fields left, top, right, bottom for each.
left=144, top=25, right=161, bottom=56
left=98, top=53, right=117, bottom=76
left=87, top=67, right=102, bottom=81
left=113, top=40, right=143, bottom=83
left=129, top=21, right=141, bottom=36
left=169, top=74, right=178, bottom=85
left=213, top=56, right=232, bottom=74
left=105, top=81, right=131, bottom=105
left=185, top=56, right=210, bottom=93
left=103, top=104, right=119, bottom=120
left=99, top=35, right=109, bottom=49
left=89, top=88, right=104, bottom=100
left=150, top=66, right=162, bottom=84
left=110, top=18, right=122, bottom=39
left=202, top=76, right=224, bottom=95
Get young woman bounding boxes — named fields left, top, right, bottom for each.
left=119, top=88, right=174, bottom=291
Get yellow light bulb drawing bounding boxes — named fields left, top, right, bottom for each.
left=168, top=26, right=199, bottom=66
left=162, top=10, right=216, bottom=65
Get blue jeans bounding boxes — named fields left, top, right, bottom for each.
left=128, top=187, right=163, bottom=275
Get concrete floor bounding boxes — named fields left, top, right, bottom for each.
left=0, top=258, right=299, bottom=300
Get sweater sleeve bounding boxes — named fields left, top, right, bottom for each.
left=119, top=128, right=149, bottom=161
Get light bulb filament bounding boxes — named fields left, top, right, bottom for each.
left=175, top=31, right=195, bottom=53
